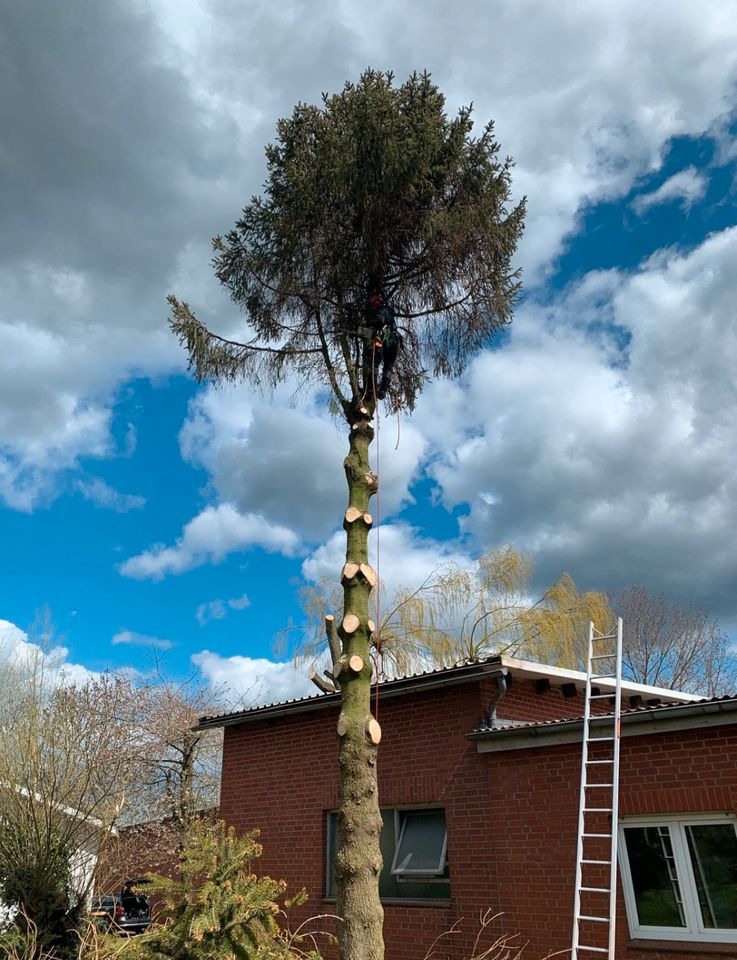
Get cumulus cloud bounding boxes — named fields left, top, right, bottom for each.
left=111, top=629, right=173, bottom=650
left=192, top=649, right=314, bottom=705
left=195, top=593, right=251, bottom=626
left=178, top=386, right=427, bottom=544
left=0, top=619, right=96, bottom=686
left=3, top=0, right=737, bottom=511
left=303, top=522, right=474, bottom=599
left=420, top=225, right=737, bottom=614
left=0, top=0, right=242, bottom=508
left=119, top=503, right=300, bottom=580
left=334, top=0, right=737, bottom=278
left=632, top=167, right=708, bottom=214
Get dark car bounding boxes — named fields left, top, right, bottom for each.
left=90, top=879, right=151, bottom=934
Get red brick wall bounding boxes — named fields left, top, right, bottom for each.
left=220, top=677, right=737, bottom=960
left=487, top=726, right=737, bottom=960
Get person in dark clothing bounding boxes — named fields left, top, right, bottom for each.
left=367, top=294, right=400, bottom=399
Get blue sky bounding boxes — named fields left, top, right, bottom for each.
left=1, top=0, right=736, bottom=702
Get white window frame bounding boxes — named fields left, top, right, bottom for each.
left=390, top=808, right=448, bottom=877
left=618, top=813, right=737, bottom=944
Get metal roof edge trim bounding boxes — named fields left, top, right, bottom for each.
left=469, top=698, right=737, bottom=753
left=497, top=655, right=700, bottom=703
left=194, top=657, right=504, bottom=730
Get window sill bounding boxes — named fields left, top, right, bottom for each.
left=627, top=939, right=737, bottom=956
left=323, top=898, right=451, bottom=909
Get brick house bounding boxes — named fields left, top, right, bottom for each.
left=197, top=656, right=737, bottom=960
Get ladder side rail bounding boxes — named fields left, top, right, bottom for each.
left=571, top=621, right=595, bottom=960
left=607, top=617, right=623, bottom=960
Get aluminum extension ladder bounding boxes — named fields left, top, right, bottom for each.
left=571, top=617, right=623, bottom=960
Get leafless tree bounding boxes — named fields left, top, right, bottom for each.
left=614, top=585, right=736, bottom=695
left=0, top=627, right=136, bottom=956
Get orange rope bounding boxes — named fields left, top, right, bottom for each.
left=371, top=342, right=381, bottom=721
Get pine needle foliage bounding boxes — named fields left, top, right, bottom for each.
left=168, top=68, right=525, bottom=413
left=126, top=821, right=299, bottom=960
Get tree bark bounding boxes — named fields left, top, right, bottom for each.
left=334, top=405, right=384, bottom=960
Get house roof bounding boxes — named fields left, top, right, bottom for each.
left=469, top=694, right=737, bottom=752
left=194, top=653, right=699, bottom=731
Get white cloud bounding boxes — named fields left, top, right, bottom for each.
left=111, top=629, right=173, bottom=651
left=195, top=592, right=251, bottom=626
left=178, top=385, right=427, bottom=543
left=76, top=478, right=145, bottom=512
left=420, top=225, right=737, bottom=614
left=302, top=522, right=474, bottom=602
left=192, top=649, right=314, bottom=705
left=4, top=0, right=737, bottom=510
left=119, top=503, right=300, bottom=580
left=632, top=167, right=708, bottom=214
left=0, top=619, right=96, bottom=687
left=335, top=0, right=737, bottom=278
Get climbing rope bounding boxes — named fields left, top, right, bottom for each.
left=371, top=342, right=382, bottom=721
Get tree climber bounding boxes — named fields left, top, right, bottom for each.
left=367, top=293, right=400, bottom=400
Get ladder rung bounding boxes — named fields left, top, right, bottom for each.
left=589, top=692, right=615, bottom=699
left=591, top=653, right=615, bottom=661
left=587, top=736, right=615, bottom=742
left=592, top=631, right=617, bottom=641
left=585, top=783, right=613, bottom=787
left=582, top=832, right=610, bottom=838
left=580, top=915, right=608, bottom=922
left=587, top=759, right=613, bottom=765
left=577, top=946, right=608, bottom=954
left=580, top=887, right=609, bottom=893
left=582, top=859, right=610, bottom=864
left=584, top=807, right=613, bottom=812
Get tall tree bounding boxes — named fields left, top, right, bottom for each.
left=613, top=585, right=735, bottom=695
left=169, top=69, right=525, bottom=960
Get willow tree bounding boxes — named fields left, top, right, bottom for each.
left=169, top=69, right=525, bottom=960
left=298, top=547, right=613, bottom=678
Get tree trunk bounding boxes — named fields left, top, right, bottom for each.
left=335, top=404, right=384, bottom=960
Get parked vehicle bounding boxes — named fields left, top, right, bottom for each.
left=90, top=879, right=151, bottom=934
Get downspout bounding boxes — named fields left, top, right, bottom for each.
left=482, top=670, right=509, bottom=729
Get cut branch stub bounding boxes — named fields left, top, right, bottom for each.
left=348, top=654, right=364, bottom=674
left=344, top=506, right=363, bottom=524
left=364, top=473, right=379, bottom=492
left=325, top=614, right=341, bottom=665
left=363, top=513, right=373, bottom=526
left=336, top=714, right=348, bottom=738
left=342, top=613, right=360, bottom=635
left=365, top=716, right=382, bottom=745
left=341, top=561, right=360, bottom=583
left=310, top=671, right=335, bottom=695
left=367, top=619, right=375, bottom=634
left=359, top=563, right=377, bottom=588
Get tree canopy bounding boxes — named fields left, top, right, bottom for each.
left=169, top=69, right=525, bottom=413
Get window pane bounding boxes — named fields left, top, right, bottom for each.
left=327, top=809, right=449, bottom=901
left=624, top=826, right=686, bottom=928
left=393, top=810, right=446, bottom=874
left=685, top=824, right=737, bottom=930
